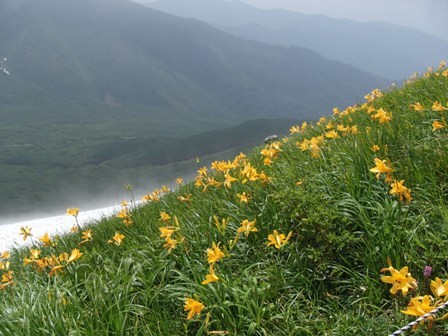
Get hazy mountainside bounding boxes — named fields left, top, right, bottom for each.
left=0, top=0, right=387, bottom=123
left=148, top=0, right=448, bottom=80
left=0, top=0, right=387, bottom=218
left=0, top=118, right=298, bottom=219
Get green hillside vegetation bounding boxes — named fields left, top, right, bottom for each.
left=0, top=64, right=447, bottom=334
left=0, top=118, right=297, bottom=219
left=148, top=0, right=448, bottom=80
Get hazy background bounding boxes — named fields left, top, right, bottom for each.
left=138, top=0, right=448, bottom=40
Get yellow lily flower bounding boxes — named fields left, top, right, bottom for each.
left=159, top=226, right=177, bottom=238
left=430, top=277, right=448, bottom=298
left=163, top=236, right=178, bottom=252
left=371, top=145, right=380, bottom=152
left=19, top=226, right=33, bottom=241
left=66, top=207, right=79, bottom=217
left=237, top=192, right=250, bottom=203
left=240, top=163, right=259, bottom=183
left=184, top=298, right=205, bottom=320
left=380, top=265, right=417, bottom=295
left=206, top=242, right=225, bottom=264
left=289, top=125, right=301, bottom=134
left=108, top=232, right=125, bottom=246
left=433, top=120, right=445, bottom=131
left=49, top=265, right=65, bottom=277
left=324, top=130, right=339, bottom=139
left=30, top=249, right=41, bottom=259
left=159, top=211, right=171, bottom=223
left=211, top=160, right=236, bottom=173
left=267, top=230, right=292, bottom=249
left=258, top=172, right=272, bottom=184
left=142, top=192, right=159, bottom=202
left=224, top=173, right=238, bottom=189
left=237, top=219, right=258, bottom=237
left=197, top=166, right=208, bottom=177
left=371, top=108, right=392, bottom=123
left=432, top=101, right=448, bottom=111
left=79, top=229, right=93, bottom=245
left=401, top=295, right=436, bottom=317
left=409, top=102, right=424, bottom=111
left=67, top=249, right=84, bottom=263
left=177, top=193, right=192, bottom=203
left=0, top=261, right=10, bottom=270
left=201, top=264, right=220, bottom=285
left=369, top=158, right=393, bottom=182
left=0, top=270, right=14, bottom=289
left=389, top=180, right=412, bottom=203
left=39, top=232, right=54, bottom=247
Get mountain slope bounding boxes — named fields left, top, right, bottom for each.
left=0, top=118, right=298, bottom=218
left=0, top=0, right=387, bottom=123
left=148, top=0, right=448, bottom=80
left=1, top=65, right=448, bottom=334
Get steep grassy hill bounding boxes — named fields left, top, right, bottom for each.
left=1, top=65, right=447, bottom=335
left=148, top=0, right=448, bottom=80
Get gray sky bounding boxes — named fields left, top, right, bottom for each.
left=239, top=0, right=447, bottom=40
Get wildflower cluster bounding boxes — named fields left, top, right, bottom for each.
left=177, top=146, right=298, bottom=323
left=159, top=212, right=182, bottom=253
left=0, top=251, right=13, bottom=290
left=381, top=261, right=448, bottom=330
left=142, top=185, right=170, bottom=203
left=117, top=201, right=133, bottom=227
left=2, top=61, right=447, bottom=333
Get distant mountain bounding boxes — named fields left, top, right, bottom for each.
left=0, top=0, right=388, bottom=217
left=0, top=0, right=387, bottom=124
left=147, top=0, right=448, bottom=80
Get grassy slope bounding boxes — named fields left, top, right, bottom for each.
left=1, top=67, right=448, bottom=335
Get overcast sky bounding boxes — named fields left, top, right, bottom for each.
left=239, top=0, right=447, bottom=40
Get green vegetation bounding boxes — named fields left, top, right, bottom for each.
left=1, top=65, right=447, bottom=334
left=0, top=118, right=297, bottom=218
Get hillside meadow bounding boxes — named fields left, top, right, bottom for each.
left=1, top=63, right=448, bottom=335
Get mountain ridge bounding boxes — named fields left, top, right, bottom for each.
left=0, top=0, right=388, bottom=123
left=147, top=0, right=448, bottom=80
